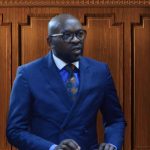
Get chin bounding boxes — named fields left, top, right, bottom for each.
left=65, top=54, right=82, bottom=63
left=72, top=56, right=81, bottom=62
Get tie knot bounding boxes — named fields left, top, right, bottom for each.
left=65, top=64, right=76, bottom=72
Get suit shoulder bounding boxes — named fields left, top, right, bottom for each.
left=82, top=56, right=107, bottom=68
left=81, top=57, right=110, bottom=78
left=19, top=55, right=46, bottom=70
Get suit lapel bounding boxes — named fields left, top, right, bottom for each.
left=40, top=51, right=73, bottom=109
left=77, top=56, right=90, bottom=97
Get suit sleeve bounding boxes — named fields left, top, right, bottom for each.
left=6, top=66, right=54, bottom=150
left=100, top=64, right=126, bottom=150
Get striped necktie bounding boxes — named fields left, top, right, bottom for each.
left=65, top=64, right=78, bottom=97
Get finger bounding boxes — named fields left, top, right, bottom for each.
left=54, top=146, right=63, bottom=150
left=71, top=140, right=81, bottom=150
left=99, top=143, right=106, bottom=150
left=78, top=146, right=81, bottom=150
left=55, top=147, right=63, bottom=150
left=65, top=142, right=77, bottom=150
left=109, top=145, right=116, bottom=150
left=61, top=144, right=70, bottom=150
left=65, top=140, right=80, bottom=150
left=103, top=144, right=110, bottom=150
left=75, top=145, right=81, bottom=150
left=61, top=139, right=81, bottom=150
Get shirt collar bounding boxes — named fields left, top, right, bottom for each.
left=52, top=52, right=79, bottom=70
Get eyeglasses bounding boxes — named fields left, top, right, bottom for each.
left=50, top=29, right=87, bottom=42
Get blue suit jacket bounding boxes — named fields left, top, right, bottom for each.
left=7, top=52, right=126, bottom=150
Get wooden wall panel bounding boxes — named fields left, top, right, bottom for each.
left=133, top=16, right=150, bottom=150
left=84, top=15, right=123, bottom=105
left=0, top=14, right=11, bottom=150
left=20, top=16, right=53, bottom=64
left=0, top=1, right=149, bottom=150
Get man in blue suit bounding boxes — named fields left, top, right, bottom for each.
left=7, top=14, right=126, bottom=150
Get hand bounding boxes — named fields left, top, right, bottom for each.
left=54, top=139, right=81, bottom=150
left=99, top=143, right=117, bottom=150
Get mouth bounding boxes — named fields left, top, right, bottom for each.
left=72, top=48, right=82, bottom=55
left=72, top=45, right=82, bottom=51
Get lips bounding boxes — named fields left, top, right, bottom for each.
left=72, top=46, right=82, bottom=50
left=73, top=49, right=82, bottom=55
left=72, top=47, right=82, bottom=54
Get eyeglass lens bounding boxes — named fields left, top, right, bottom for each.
left=62, top=30, right=86, bottom=42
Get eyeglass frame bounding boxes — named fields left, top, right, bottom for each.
left=49, top=29, right=87, bottom=42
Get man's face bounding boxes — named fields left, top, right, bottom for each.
left=50, top=18, right=85, bottom=63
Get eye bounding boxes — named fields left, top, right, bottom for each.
left=77, top=30, right=85, bottom=39
left=63, top=32, right=72, bottom=40
left=78, top=31, right=84, bottom=37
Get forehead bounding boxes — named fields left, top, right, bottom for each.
left=60, top=19, right=82, bottom=32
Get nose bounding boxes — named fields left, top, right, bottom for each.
left=71, top=35, right=80, bottom=43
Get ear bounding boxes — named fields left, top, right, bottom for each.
left=47, top=36, right=52, bottom=46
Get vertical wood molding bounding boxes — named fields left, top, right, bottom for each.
left=83, top=14, right=124, bottom=105
left=19, top=14, right=57, bottom=64
left=0, top=13, right=12, bottom=150
left=131, top=15, right=150, bottom=150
